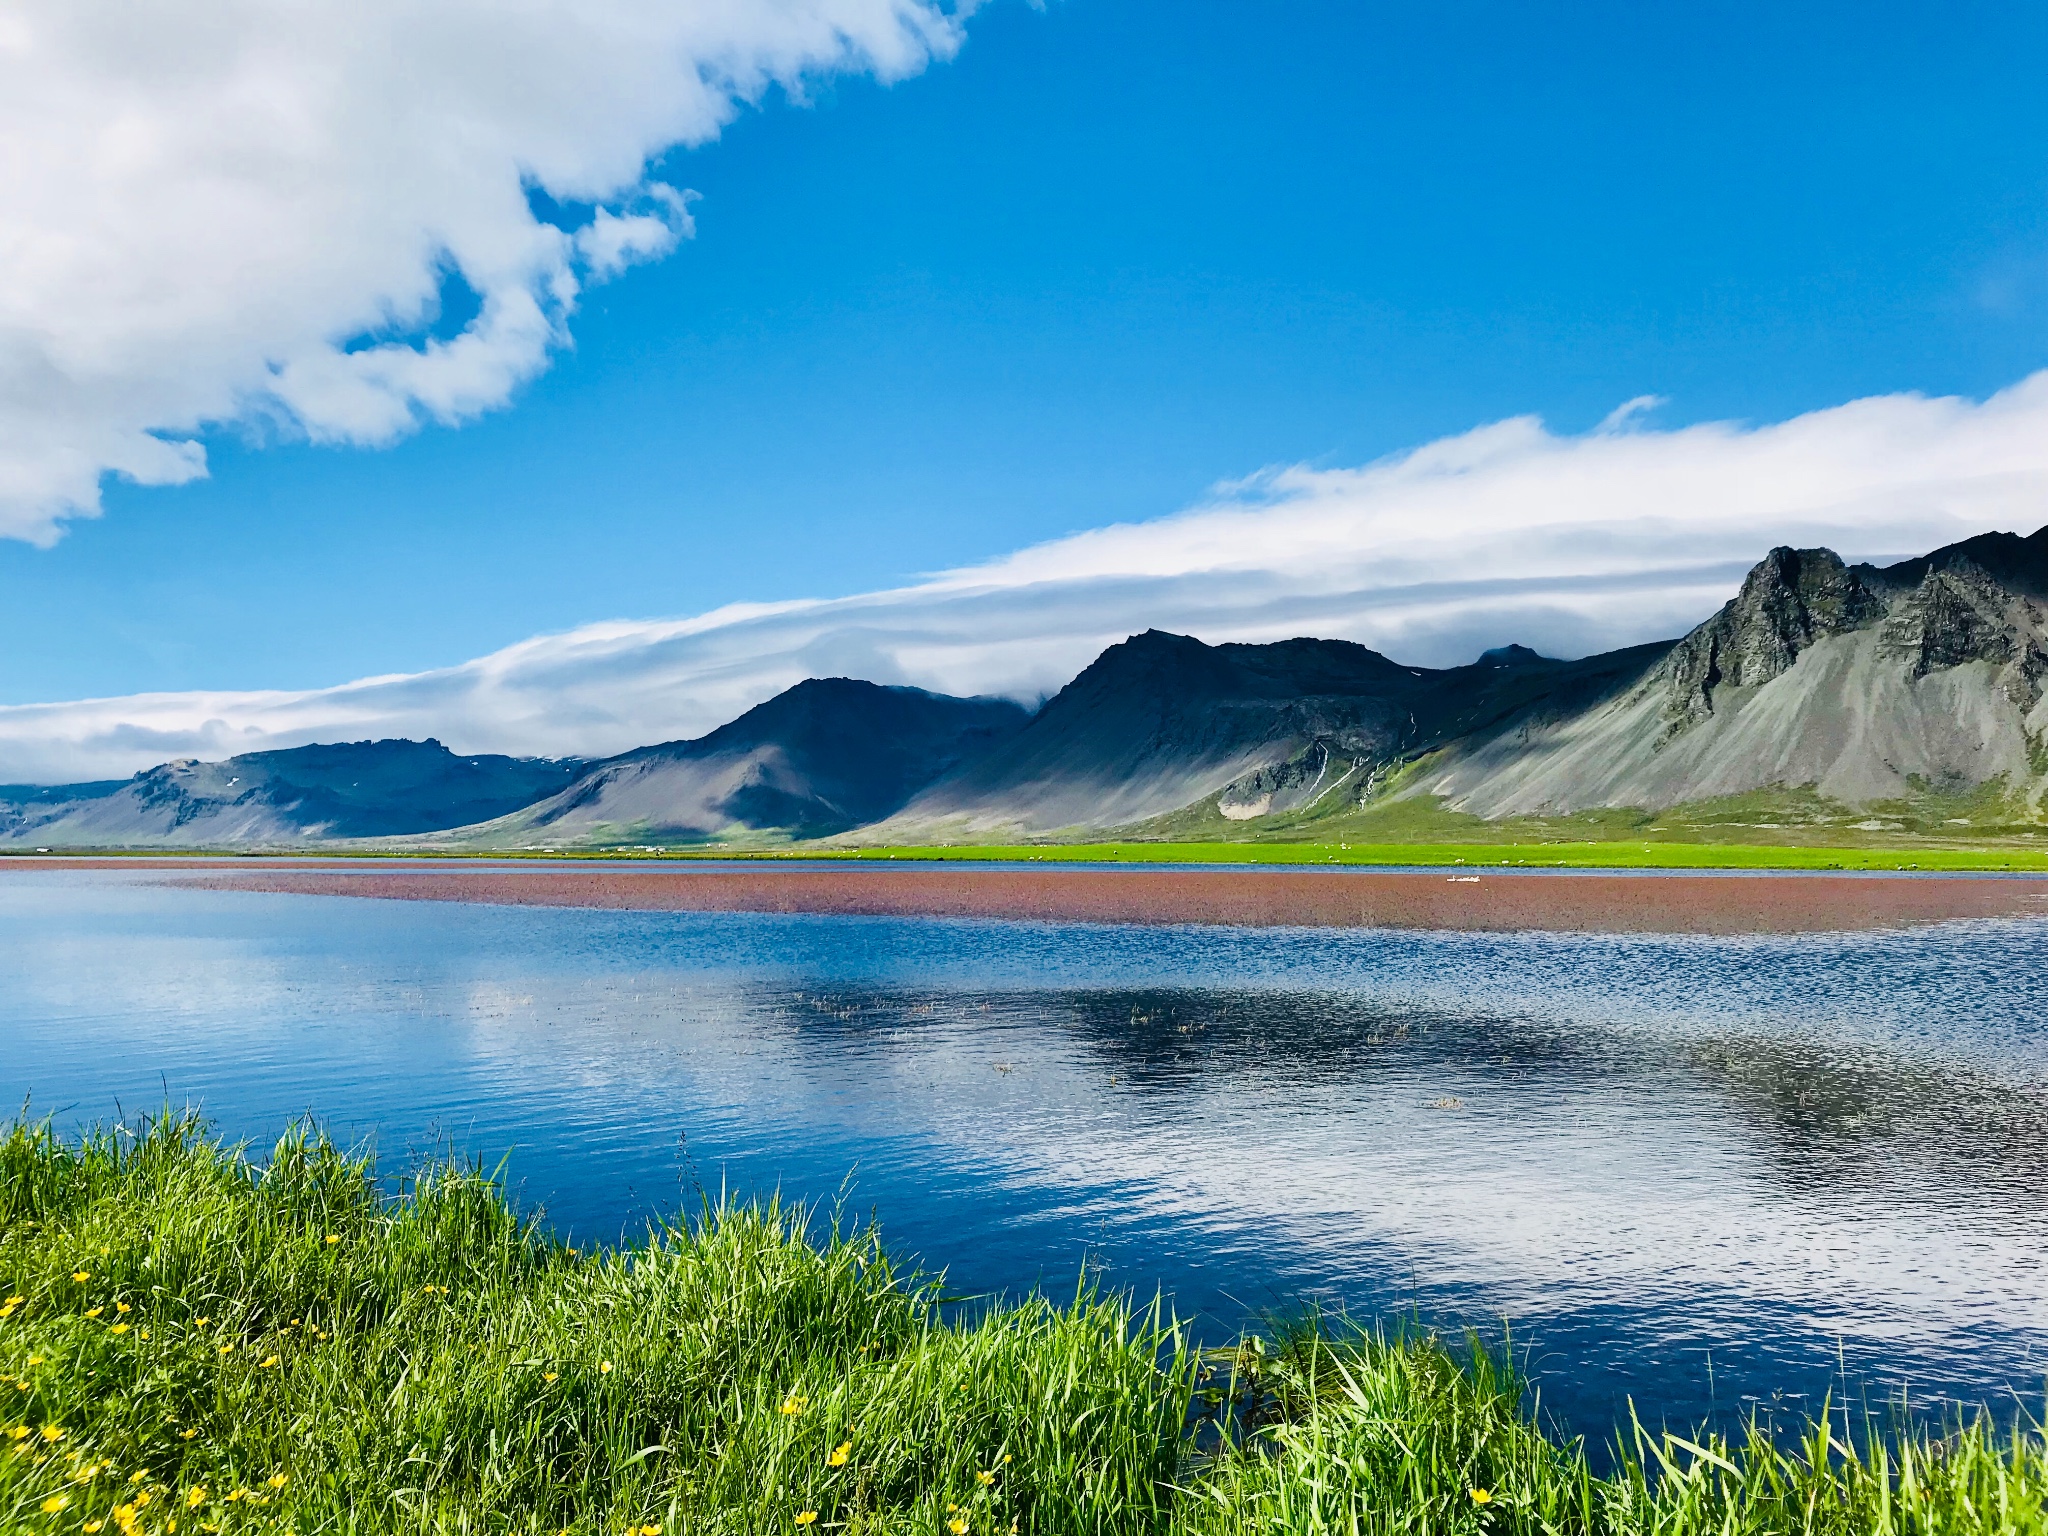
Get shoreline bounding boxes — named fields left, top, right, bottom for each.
left=23, top=857, right=2047, bottom=933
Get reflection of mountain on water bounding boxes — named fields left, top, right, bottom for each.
left=1686, top=1038, right=2048, bottom=1211
left=763, top=979, right=2048, bottom=1239
left=768, top=982, right=1627, bottom=1086
left=1039, top=989, right=1620, bottom=1090
left=16, top=882, right=2048, bottom=1448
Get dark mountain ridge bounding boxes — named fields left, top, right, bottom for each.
left=464, top=677, right=1030, bottom=844
left=8, top=523, right=2047, bottom=848
left=874, top=627, right=1670, bottom=836
left=0, top=738, right=586, bottom=846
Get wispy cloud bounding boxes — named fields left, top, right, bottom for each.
left=5, top=372, right=2047, bottom=783
left=0, top=0, right=966, bottom=543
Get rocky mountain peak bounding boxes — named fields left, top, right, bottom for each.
left=1878, top=557, right=2048, bottom=710
left=1873, top=526, right=2048, bottom=602
left=1660, top=546, right=1885, bottom=731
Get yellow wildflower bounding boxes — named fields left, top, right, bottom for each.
left=258, top=1355, right=280, bottom=1368
left=827, top=1441, right=851, bottom=1467
left=179, top=1428, right=198, bottom=1440
left=948, top=1521, right=967, bottom=1535
left=1469, top=1488, right=1494, bottom=1505
left=139, top=1329, right=150, bottom=1340
left=218, top=1343, right=234, bottom=1355
left=977, top=1469, right=995, bottom=1485
left=87, top=1306, right=105, bottom=1318
left=267, top=1473, right=288, bottom=1489
left=224, top=1490, right=245, bottom=1503
left=188, top=1487, right=208, bottom=1508
left=194, top=1317, right=209, bottom=1327
left=779, top=1394, right=807, bottom=1416
left=41, top=1424, right=64, bottom=1441
left=116, top=1302, right=131, bottom=1314
left=600, top=1360, right=613, bottom=1375
left=324, top=1234, right=340, bottom=1245
left=26, top=1356, right=42, bottom=1366
left=72, top=1271, right=91, bottom=1282
left=130, top=1470, right=147, bottom=1483
left=110, top=1322, right=130, bottom=1335
left=6, top=1427, right=26, bottom=1440
left=543, top=1372, right=558, bottom=1383
left=41, top=1493, right=69, bottom=1513
left=86, top=1523, right=105, bottom=1532
left=795, top=1515, right=817, bottom=1528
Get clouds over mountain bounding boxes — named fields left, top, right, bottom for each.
left=0, top=0, right=965, bottom=542
left=6, top=373, right=2048, bottom=783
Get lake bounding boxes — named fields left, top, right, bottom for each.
left=5, top=863, right=2047, bottom=1447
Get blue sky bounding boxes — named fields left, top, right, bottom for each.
left=4, top=0, right=2047, bottom=726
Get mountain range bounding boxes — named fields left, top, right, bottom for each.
left=6, top=524, right=2046, bottom=849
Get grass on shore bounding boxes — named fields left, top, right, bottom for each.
left=5, top=1117, right=2048, bottom=1534
left=760, top=841, right=2048, bottom=871
left=17, top=842, right=2048, bottom=871
left=18, top=781, right=2048, bottom=870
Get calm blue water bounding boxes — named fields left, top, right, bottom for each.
left=5, top=864, right=2048, bottom=1445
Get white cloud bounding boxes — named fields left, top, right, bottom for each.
left=6, top=372, right=2048, bottom=782
left=0, top=0, right=966, bottom=543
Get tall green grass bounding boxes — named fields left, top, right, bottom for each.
left=3, top=1117, right=2044, bottom=1534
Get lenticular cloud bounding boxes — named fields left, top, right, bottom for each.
left=0, top=0, right=964, bottom=543
left=6, top=373, right=2048, bottom=785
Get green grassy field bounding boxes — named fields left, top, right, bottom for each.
left=5, top=1117, right=2046, bottom=1534
left=747, top=841, right=2048, bottom=871
left=11, top=777, right=2048, bottom=868
left=12, top=838, right=2048, bottom=870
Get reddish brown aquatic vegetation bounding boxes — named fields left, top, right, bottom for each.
left=21, top=857, right=2046, bottom=934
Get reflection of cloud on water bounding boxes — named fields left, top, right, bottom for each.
left=447, top=969, right=2048, bottom=1369
left=11, top=875, right=2048, bottom=1402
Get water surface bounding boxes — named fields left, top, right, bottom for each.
left=5, top=865, right=2047, bottom=1444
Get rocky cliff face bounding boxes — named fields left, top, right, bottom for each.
left=1655, top=537, right=2048, bottom=734
left=1422, top=526, right=2048, bottom=817
left=1661, top=548, right=1886, bottom=731
left=1875, top=559, right=2048, bottom=710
